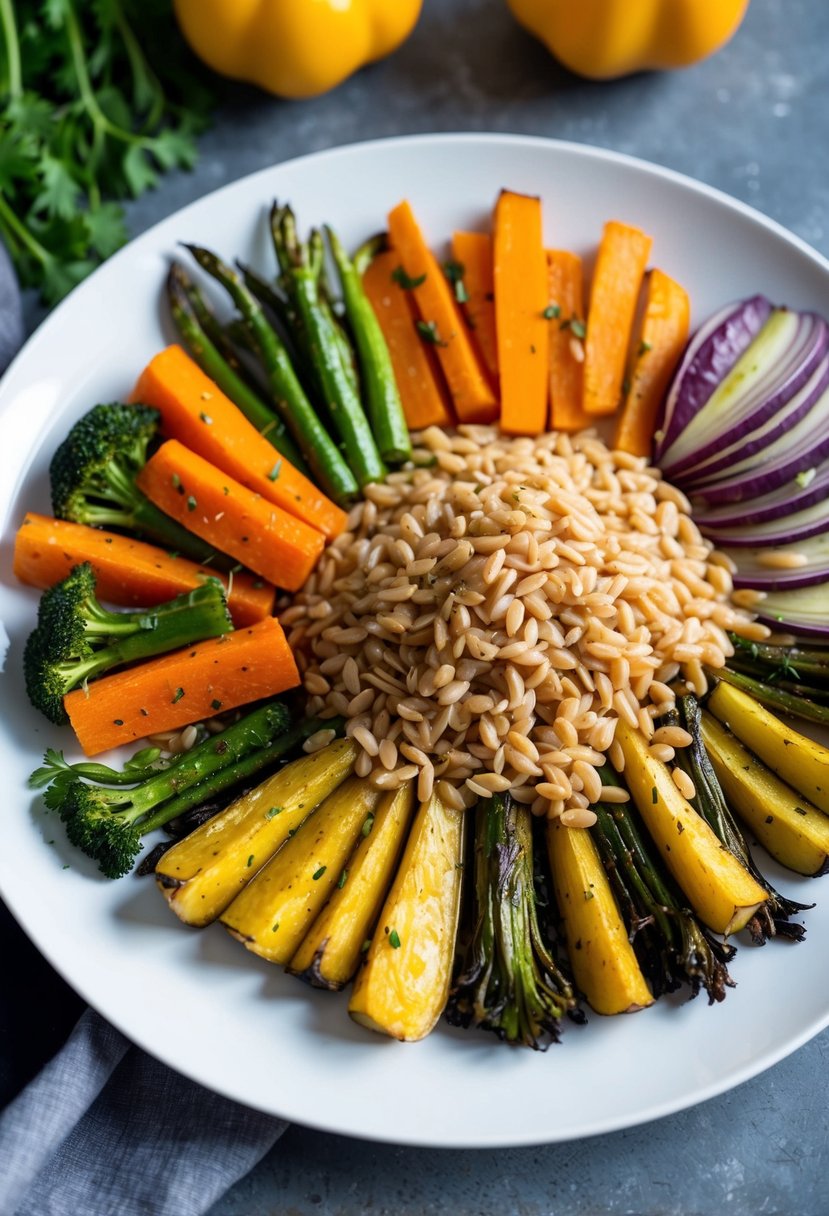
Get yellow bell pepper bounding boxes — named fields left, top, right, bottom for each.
left=506, top=0, right=750, bottom=80
left=173, top=0, right=423, bottom=100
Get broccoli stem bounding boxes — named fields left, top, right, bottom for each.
left=57, top=580, right=233, bottom=688
left=138, top=715, right=341, bottom=833
left=82, top=457, right=229, bottom=569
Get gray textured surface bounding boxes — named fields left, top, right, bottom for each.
left=20, top=0, right=829, bottom=1211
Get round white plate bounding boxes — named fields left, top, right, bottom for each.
left=1, top=135, right=828, bottom=1148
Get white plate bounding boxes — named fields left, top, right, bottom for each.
left=1, top=135, right=828, bottom=1149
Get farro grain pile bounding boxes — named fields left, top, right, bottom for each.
left=282, top=425, right=769, bottom=827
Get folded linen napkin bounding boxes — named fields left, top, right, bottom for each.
left=0, top=252, right=286, bottom=1216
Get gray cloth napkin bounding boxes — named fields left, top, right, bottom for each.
left=0, top=254, right=286, bottom=1214
left=0, top=1010, right=287, bottom=1216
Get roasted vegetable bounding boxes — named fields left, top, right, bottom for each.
left=156, top=737, right=356, bottom=926
left=49, top=402, right=226, bottom=568
left=221, top=776, right=383, bottom=963
left=590, top=785, right=734, bottom=1004
left=23, top=563, right=231, bottom=724
left=62, top=617, right=300, bottom=757
left=547, top=816, right=652, bottom=1015
left=707, top=679, right=829, bottom=813
left=349, top=789, right=465, bottom=1041
left=673, top=695, right=809, bottom=941
left=31, top=701, right=293, bottom=878
left=614, top=720, right=768, bottom=935
left=13, top=512, right=274, bottom=628
left=701, top=711, right=829, bottom=877
left=447, top=795, right=577, bottom=1048
left=288, top=782, right=415, bottom=989
left=271, top=206, right=386, bottom=488
left=184, top=245, right=358, bottom=505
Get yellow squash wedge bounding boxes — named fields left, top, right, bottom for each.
left=702, top=712, right=829, bottom=877
left=348, top=790, right=465, bottom=1041
left=615, top=721, right=768, bottom=935
left=289, top=782, right=416, bottom=989
left=707, top=680, right=829, bottom=814
left=547, top=819, right=652, bottom=1015
left=220, top=776, right=382, bottom=963
left=155, top=739, right=356, bottom=927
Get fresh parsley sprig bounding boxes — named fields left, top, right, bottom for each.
left=0, top=0, right=214, bottom=304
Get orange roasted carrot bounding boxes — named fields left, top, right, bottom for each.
left=614, top=269, right=691, bottom=457
left=136, top=440, right=324, bottom=593
left=64, top=617, right=299, bottom=756
left=547, top=250, right=590, bottom=433
left=362, top=251, right=452, bottom=430
left=132, top=346, right=347, bottom=542
left=387, top=201, right=497, bottom=424
left=493, top=191, right=550, bottom=436
left=451, top=231, right=498, bottom=383
left=584, top=220, right=653, bottom=416
left=13, top=513, right=274, bottom=627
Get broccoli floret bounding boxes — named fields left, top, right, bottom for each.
left=49, top=402, right=226, bottom=567
left=23, top=562, right=232, bottom=724
left=31, top=700, right=300, bottom=877
left=61, top=780, right=145, bottom=879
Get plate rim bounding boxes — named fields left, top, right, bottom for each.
left=2, top=131, right=829, bottom=1147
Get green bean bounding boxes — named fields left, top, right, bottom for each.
left=270, top=207, right=386, bottom=488
left=327, top=225, right=412, bottom=464
left=166, top=265, right=309, bottom=475
left=184, top=244, right=358, bottom=505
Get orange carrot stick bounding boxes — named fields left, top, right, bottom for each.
left=136, top=440, right=324, bottom=593
left=493, top=191, right=550, bottom=436
left=64, top=617, right=299, bottom=756
left=547, top=250, right=590, bottom=433
left=13, top=512, right=274, bottom=627
left=584, top=220, right=653, bottom=416
left=132, top=346, right=347, bottom=542
left=614, top=269, right=691, bottom=457
left=387, top=201, right=497, bottom=424
left=362, top=251, right=452, bottom=430
left=451, top=231, right=499, bottom=383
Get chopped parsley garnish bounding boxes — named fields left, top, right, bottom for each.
left=186, top=495, right=197, bottom=512
left=416, top=319, right=448, bottom=347
left=312, top=866, right=327, bottom=881
left=199, top=412, right=213, bottom=425
left=266, top=806, right=283, bottom=819
left=247, top=854, right=254, bottom=867
left=388, top=929, right=401, bottom=949
left=561, top=316, right=586, bottom=339
left=211, top=699, right=223, bottom=710
left=392, top=265, right=426, bottom=290
left=337, top=869, right=348, bottom=889
left=651, top=786, right=658, bottom=804
left=172, top=687, right=185, bottom=704
left=542, top=303, right=561, bottom=320
left=267, top=461, right=282, bottom=482
left=443, top=259, right=468, bottom=303
left=361, top=813, right=375, bottom=838
left=638, top=339, right=653, bottom=356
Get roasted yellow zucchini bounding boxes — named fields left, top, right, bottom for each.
left=615, top=721, right=768, bottom=935
left=348, top=789, right=465, bottom=1041
left=702, top=711, right=829, bottom=876
left=155, top=739, right=357, bottom=926
left=547, top=818, right=653, bottom=1015
left=289, top=782, right=416, bottom=989
left=707, top=680, right=829, bottom=814
left=220, top=776, right=382, bottom=962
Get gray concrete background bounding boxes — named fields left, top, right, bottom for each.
left=16, top=0, right=829, bottom=1211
